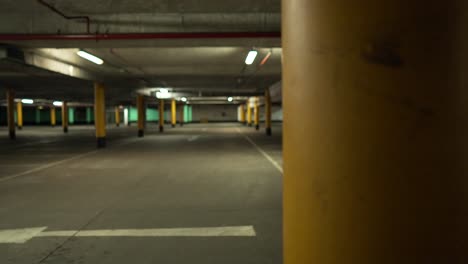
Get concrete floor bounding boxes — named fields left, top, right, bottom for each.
left=0, top=123, right=282, bottom=264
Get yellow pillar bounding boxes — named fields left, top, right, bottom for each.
left=16, top=101, right=23, bottom=130
left=6, top=89, right=15, bottom=139
left=61, top=101, right=68, bottom=133
left=159, top=99, right=164, bottom=132
left=115, top=107, right=120, bottom=127
left=265, top=88, right=272, bottom=136
left=50, top=106, right=56, bottom=127
left=137, top=95, right=145, bottom=137
left=240, top=104, right=246, bottom=124
left=283, top=1, right=463, bottom=263
left=247, top=102, right=252, bottom=126
left=254, top=97, right=260, bottom=130
left=94, top=82, right=106, bottom=148
left=171, top=98, right=176, bottom=128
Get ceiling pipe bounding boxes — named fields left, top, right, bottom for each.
left=0, top=32, right=280, bottom=41
left=37, top=0, right=91, bottom=34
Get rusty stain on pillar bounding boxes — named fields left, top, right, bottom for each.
left=283, top=0, right=464, bottom=263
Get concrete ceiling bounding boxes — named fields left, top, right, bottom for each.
left=0, top=0, right=281, bottom=105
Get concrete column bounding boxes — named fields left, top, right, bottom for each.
left=68, top=107, right=75, bottom=125
left=283, top=0, right=463, bottom=263
left=137, top=95, right=145, bottom=137
left=61, top=101, right=68, bottom=133
left=240, top=104, right=246, bottom=124
left=16, top=102, right=23, bottom=129
left=86, top=107, right=93, bottom=124
left=171, top=99, right=176, bottom=128
left=124, top=107, right=129, bottom=126
left=50, top=107, right=56, bottom=127
left=247, top=103, right=252, bottom=126
left=254, top=97, right=260, bottom=130
left=115, top=107, right=120, bottom=127
left=179, top=103, right=184, bottom=126
left=6, top=89, right=15, bottom=139
left=94, top=82, right=106, bottom=148
left=265, top=89, right=272, bottom=136
left=159, top=99, right=164, bottom=132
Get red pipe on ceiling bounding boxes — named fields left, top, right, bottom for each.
left=0, top=32, right=281, bottom=41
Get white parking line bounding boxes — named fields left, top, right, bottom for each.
left=0, top=226, right=256, bottom=243
left=237, top=128, right=283, bottom=174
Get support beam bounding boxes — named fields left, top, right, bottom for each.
left=171, top=99, right=176, bottom=128
left=50, top=106, right=56, bottom=127
left=61, top=101, right=68, bottom=133
left=265, top=89, right=272, bottom=136
left=94, top=82, right=106, bottom=148
left=254, top=97, right=260, bottom=130
left=159, top=99, right=164, bottom=132
left=282, top=0, right=462, bottom=263
left=16, top=102, right=23, bottom=130
left=137, top=95, right=145, bottom=137
left=6, top=89, right=15, bottom=139
left=115, top=107, right=120, bottom=127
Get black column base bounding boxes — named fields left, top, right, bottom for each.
left=255, top=125, right=260, bottom=130
left=51, top=125, right=55, bottom=128
left=180, top=123, right=184, bottom=127
left=248, top=123, right=252, bottom=127
left=266, top=127, right=272, bottom=136
left=9, top=130, right=16, bottom=140
left=116, top=124, right=120, bottom=127
left=63, top=127, right=68, bottom=133
left=159, top=126, right=164, bottom=132
left=97, top=137, right=106, bottom=148
left=138, top=129, right=144, bottom=137
left=17, top=126, right=22, bottom=130
left=172, top=124, right=175, bottom=128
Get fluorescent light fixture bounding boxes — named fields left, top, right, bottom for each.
left=181, top=97, right=187, bottom=102
left=227, top=97, right=233, bottom=102
left=53, top=101, right=63, bottom=107
left=21, top=99, right=34, bottom=104
left=156, top=88, right=171, bottom=99
left=159, top=88, right=169, bottom=94
left=245, top=50, right=258, bottom=65
left=77, top=50, right=104, bottom=65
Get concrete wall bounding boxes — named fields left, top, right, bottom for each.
left=192, top=104, right=238, bottom=122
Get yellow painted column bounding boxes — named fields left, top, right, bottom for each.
left=94, top=82, right=106, bottom=148
left=61, top=101, right=68, bottom=133
left=265, top=88, right=272, bottom=136
left=240, top=104, right=246, bottom=124
left=254, top=97, right=260, bottom=130
left=137, top=95, right=145, bottom=137
left=6, top=89, right=15, bottom=139
left=283, top=0, right=464, bottom=263
left=247, top=102, right=252, bottom=126
left=16, top=101, right=23, bottom=130
left=159, top=99, right=164, bottom=132
left=50, top=106, right=56, bottom=127
left=171, top=98, right=176, bottom=128
left=115, top=107, right=120, bottom=127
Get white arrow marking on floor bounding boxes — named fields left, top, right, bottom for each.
left=0, top=225, right=256, bottom=244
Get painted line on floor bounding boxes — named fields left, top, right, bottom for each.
left=0, top=226, right=256, bottom=243
left=237, top=128, right=283, bottom=174
left=0, top=150, right=99, bottom=183
left=188, top=135, right=200, bottom=142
